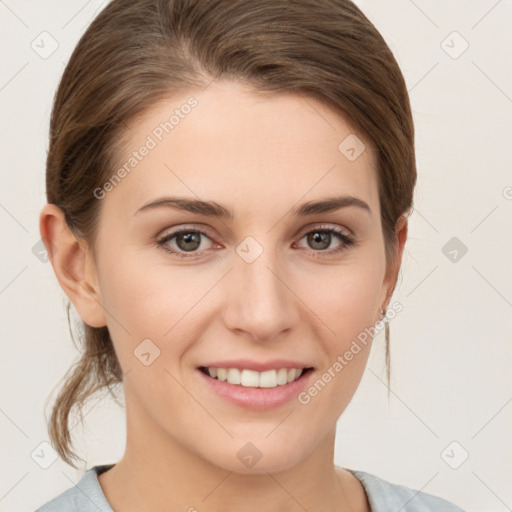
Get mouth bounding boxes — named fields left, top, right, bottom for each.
left=196, top=363, right=315, bottom=410
left=198, top=365, right=314, bottom=389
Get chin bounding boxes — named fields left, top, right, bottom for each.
left=200, top=435, right=312, bottom=476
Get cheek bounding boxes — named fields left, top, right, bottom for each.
left=299, top=261, right=383, bottom=342
left=292, top=260, right=382, bottom=407
left=98, top=254, right=215, bottom=365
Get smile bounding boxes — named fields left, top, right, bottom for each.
left=199, top=366, right=313, bottom=388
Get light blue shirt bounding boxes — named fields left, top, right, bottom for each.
left=34, top=463, right=466, bottom=511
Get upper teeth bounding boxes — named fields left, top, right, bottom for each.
left=206, top=367, right=304, bottom=388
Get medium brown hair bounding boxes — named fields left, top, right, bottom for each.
left=44, top=0, right=416, bottom=468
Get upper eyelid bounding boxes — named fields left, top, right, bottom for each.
left=159, top=222, right=351, bottom=238
left=296, top=223, right=351, bottom=237
left=158, top=224, right=215, bottom=242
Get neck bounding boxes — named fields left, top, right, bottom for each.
left=98, top=388, right=369, bottom=512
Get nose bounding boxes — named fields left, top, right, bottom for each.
left=221, top=242, right=301, bottom=342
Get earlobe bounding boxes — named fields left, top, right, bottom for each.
left=39, top=203, right=107, bottom=328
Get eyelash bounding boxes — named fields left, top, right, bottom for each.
left=156, top=224, right=357, bottom=260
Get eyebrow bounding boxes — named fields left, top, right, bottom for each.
left=135, top=195, right=371, bottom=219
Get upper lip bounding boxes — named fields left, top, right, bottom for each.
left=199, top=359, right=314, bottom=372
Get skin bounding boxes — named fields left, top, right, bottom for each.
left=40, top=80, right=407, bottom=512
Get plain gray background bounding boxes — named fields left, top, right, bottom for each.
left=1, top=1, right=511, bottom=511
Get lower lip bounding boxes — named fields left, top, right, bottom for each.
left=196, top=368, right=313, bottom=411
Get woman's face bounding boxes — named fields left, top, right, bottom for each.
left=79, top=80, right=405, bottom=473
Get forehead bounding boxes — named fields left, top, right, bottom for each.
left=103, top=80, right=379, bottom=221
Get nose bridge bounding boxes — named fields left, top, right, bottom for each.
left=223, top=234, right=299, bottom=341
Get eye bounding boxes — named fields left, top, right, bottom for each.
left=294, top=224, right=356, bottom=256
left=156, top=226, right=217, bottom=259
left=156, top=223, right=357, bottom=260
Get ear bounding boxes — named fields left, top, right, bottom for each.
left=380, top=214, right=408, bottom=315
left=39, top=203, right=107, bottom=328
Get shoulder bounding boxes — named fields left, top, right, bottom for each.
left=33, top=464, right=115, bottom=512
left=348, top=469, right=467, bottom=512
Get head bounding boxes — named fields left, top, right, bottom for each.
left=40, top=0, right=415, bottom=471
